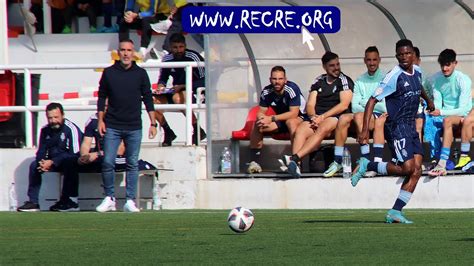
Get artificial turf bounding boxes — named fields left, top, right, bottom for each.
left=0, top=209, right=472, bottom=265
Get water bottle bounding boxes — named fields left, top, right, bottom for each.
left=9, top=182, right=17, bottom=211
left=342, top=148, right=352, bottom=178
left=220, top=147, right=232, bottom=174
left=152, top=185, right=162, bottom=210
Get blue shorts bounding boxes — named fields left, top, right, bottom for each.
left=385, top=124, right=423, bottom=163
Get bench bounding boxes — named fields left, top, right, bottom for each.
left=230, top=107, right=363, bottom=174
left=51, top=161, right=162, bottom=210
left=231, top=106, right=290, bottom=173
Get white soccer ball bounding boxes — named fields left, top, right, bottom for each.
left=227, top=207, right=255, bottom=233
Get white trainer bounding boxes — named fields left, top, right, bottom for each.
left=96, top=196, right=116, bottom=213
left=123, top=200, right=140, bottom=213
left=247, top=161, right=262, bottom=174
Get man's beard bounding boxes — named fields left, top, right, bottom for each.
left=49, top=123, right=61, bottom=129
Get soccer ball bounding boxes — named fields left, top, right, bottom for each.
left=227, top=207, right=255, bottom=233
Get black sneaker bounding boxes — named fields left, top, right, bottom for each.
left=17, top=201, right=40, bottom=212
left=425, top=160, right=438, bottom=171
left=192, top=126, right=207, bottom=145
left=49, top=200, right=66, bottom=211
left=162, top=129, right=177, bottom=146
left=57, top=198, right=80, bottom=212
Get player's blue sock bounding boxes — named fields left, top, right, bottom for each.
left=334, top=146, right=344, bottom=164
left=373, top=144, right=384, bottom=162
left=377, top=162, right=388, bottom=175
left=440, top=147, right=450, bottom=161
left=392, top=189, right=412, bottom=211
left=461, top=142, right=470, bottom=156
left=360, top=144, right=370, bottom=159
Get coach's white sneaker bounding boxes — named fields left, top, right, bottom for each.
left=96, top=196, right=116, bottom=212
left=123, top=200, right=140, bottom=213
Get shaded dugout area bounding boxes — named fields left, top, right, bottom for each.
left=204, top=0, right=474, bottom=174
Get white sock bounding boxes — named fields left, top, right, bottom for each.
left=69, top=197, right=78, bottom=203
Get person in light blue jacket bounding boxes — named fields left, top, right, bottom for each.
left=427, top=49, right=472, bottom=176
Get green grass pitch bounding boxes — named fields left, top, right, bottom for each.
left=0, top=209, right=472, bottom=265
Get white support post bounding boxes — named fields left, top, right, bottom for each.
left=185, top=65, right=193, bottom=146
left=24, top=69, right=33, bottom=148
left=0, top=0, right=8, bottom=65
left=43, top=0, right=52, bottom=34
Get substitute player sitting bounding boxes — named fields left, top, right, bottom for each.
left=284, top=51, right=354, bottom=178
left=426, top=49, right=473, bottom=176
left=247, top=66, right=306, bottom=173
left=324, top=46, right=387, bottom=177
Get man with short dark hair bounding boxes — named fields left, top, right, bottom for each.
left=17, top=102, right=83, bottom=212
left=352, top=39, right=434, bottom=224
left=153, top=33, right=206, bottom=146
left=283, top=51, right=354, bottom=178
left=427, top=49, right=473, bottom=176
left=324, top=46, right=386, bottom=177
left=247, top=66, right=306, bottom=173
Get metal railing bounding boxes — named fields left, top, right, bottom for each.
left=0, top=61, right=206, bottom=148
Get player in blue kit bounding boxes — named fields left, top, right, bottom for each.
left=351, top=39, right=434, bottom=224
left=247, top=66, right=306, bottom=173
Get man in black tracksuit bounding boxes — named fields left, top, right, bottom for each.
left=17, top=102, right=83, bottom=212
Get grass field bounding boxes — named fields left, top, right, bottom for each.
left=0, top=209, right=473, bottom=265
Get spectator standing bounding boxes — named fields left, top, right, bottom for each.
left=17, top=102, right=83, bottom=212
left=153, top=33, right=205, bottom=146
left=95, top=39, right=157, bottom=213
left=247, top=66, right=306, bottom=173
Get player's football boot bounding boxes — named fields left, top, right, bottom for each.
left=277, top=155, right=292, bottom=172
left=425, top=160, right=438, bottom=171
left=351, top=157, right=369, bottom=187
left=287, top=160, right=301, bottom=178
left=462, top=161, right=474, bottom=172
left=455, top=155, right=471, bottom=169
left=323, top=161, right=342, bottom=177
left=385, top=209, right=413, bottom=224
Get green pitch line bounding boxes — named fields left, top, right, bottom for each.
left=0, top=209, right=472, bottom=265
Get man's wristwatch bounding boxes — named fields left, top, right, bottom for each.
left=151, top=123, right=158, bottom=128
left=271, top=116, right=276, bottom=122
